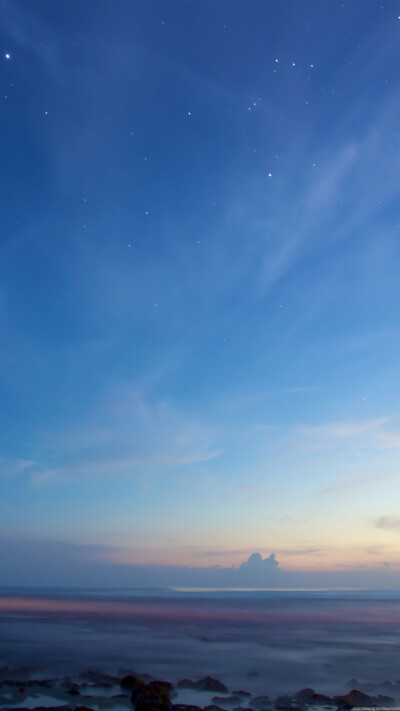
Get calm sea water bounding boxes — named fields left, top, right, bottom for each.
left=0, top=588, right=400, bottom=697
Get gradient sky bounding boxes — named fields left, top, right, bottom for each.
left=1, top=0, right=400, bottom=587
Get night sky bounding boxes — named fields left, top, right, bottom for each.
left=1, top=1, right=400, bottom=587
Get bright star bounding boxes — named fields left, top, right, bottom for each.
left=4, top=53, right=11, bottom=60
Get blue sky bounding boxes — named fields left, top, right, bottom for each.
left=1, top=1, right=400, bottom=587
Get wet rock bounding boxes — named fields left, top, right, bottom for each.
left=123, top=676, right=146, bottom=692
left=132, top=682, right=171, bottom=708
left=295, top=690, right=315, bottom=703
left=131, top=687, right=148, bottom=703
left=147, top=682, right=172, bottom=701
left=119, top=670, right=152, bottom=684
left=195, top=678, right=229, bottom=693
left=274, top=696, right=294, bottom=705
left=152, top=682, right=174, bottom=692
left=335, top=691, right=379, bottom=708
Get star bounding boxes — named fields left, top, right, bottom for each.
left=4, top=53, right=11, bottom=60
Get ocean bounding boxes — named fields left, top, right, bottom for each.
left=0, top=588, right=400, bottom=698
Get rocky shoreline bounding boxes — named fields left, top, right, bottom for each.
left=0, top=670, right=398, bottom=711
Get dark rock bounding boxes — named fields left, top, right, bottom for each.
left=274, top=696, right=293, bottom=706
left=34, top=706, right=74, bottom=711
left=194, top=678, right=229, bottom=693
left=152, top=682, right=174, bottom=692
left=122, top=676, right=144, bottom=691
left=172, top=706, right=202, bottom=711
left=147, top=682, right=172, bottom=702
left=119, top=670, right=152, bottom=684
left=295, top=690, right=315, bottom=703
left=204, top=706, right=225, bottom=711
left=335, top=691, right=378, bottom=708
left=67, top=690, right=81, bottom=696
left=75, top=707, right=96, bottom=711
left=132, top=683, right=171, bottom=708
left=177, top=678, right=228, bottom=693
left=131, top=686, right=148, bottom=703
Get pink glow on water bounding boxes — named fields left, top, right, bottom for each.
left=0, top=594, right=399, bottom=627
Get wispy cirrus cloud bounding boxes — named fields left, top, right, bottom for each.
left=0, top=458, right=35, bottom=478
left=26, top=387, right=221, bottom=485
